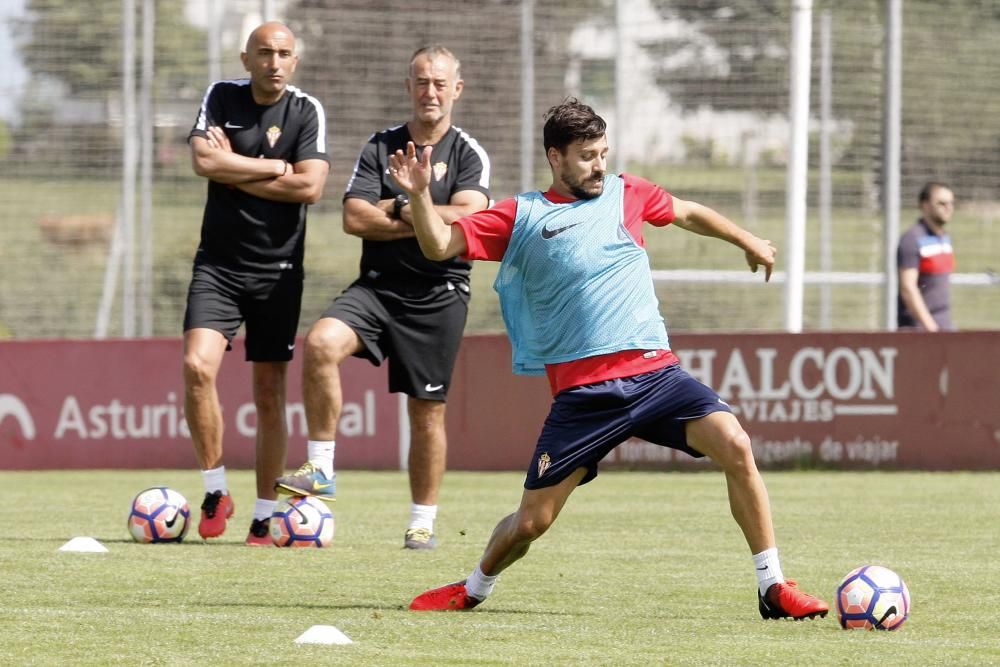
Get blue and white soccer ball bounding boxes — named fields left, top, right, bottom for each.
left=127, top=487, right=191, bottom=543
left=836, top=565, right=911, bottom=630
left=269, top=495, right=335, bottom=548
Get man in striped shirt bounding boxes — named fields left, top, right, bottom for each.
left=897, top=182, right=956, bottom=331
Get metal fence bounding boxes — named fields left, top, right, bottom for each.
left=1, top=0, right=997, bottom=340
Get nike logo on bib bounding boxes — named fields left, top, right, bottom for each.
left=540, top=220, right=585, bottom=239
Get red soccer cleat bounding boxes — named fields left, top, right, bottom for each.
left=758, top=580, right=829, bottom=620
left=244, top=518, right=273, bottom=547
left=198, top=490, right=235, bottom=539
left=409, top=581, right=483, bottom=611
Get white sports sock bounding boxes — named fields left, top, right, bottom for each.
left=253, top=498, right=277, bottom=522
left=465, top=564, right=497, bottom=601
left=409, top=503, right=437, bottom=531
left=201, top=466, right=227, bottom=494
left=753, top=547, right=785, bottom=596
left=307, top=440, right=335, bottom=478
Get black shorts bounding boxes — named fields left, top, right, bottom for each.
left=321, top=277, right=470, bottom=400
left=524, top=364, right=732, bottom=489
left=183, top=261, right=303, bottom=362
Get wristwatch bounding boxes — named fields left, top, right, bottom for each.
left=393, top=194, right=409, bottom=219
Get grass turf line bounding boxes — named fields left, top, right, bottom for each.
left=1, top=469, right=998, bottom=665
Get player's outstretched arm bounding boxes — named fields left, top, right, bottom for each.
left=397, top=189, right=490, bottom=226
left=389, top=142, right=468, bottom=260
left=671, top=198, right=776, bottom=282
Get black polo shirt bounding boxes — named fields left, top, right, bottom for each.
left=344, top=123, right=490, bottom=282
left=189, top=79, right=329, bottom=273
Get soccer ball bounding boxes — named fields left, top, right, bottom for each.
left=269, top=495, right=335, bottom=547
left=835, top=565, right=911, bottom=630
left=127, top=487, right=191, bottom=543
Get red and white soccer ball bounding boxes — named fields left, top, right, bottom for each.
left=269, top=495, right=335, bottom=548
left=127, top=487, right=191, bottom=543
left=836, top=565, right=911, bottom=630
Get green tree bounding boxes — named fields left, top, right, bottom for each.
left=11, top=0, right=208, bottom=177
left=15, top=0, right=206, bottom=100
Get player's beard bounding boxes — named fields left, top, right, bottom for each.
left=567, top=172, right=605, bottom=200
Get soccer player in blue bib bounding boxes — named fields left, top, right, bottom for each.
left=390, top=98, right=828, bottom=620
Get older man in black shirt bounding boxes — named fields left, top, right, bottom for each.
left=276, top=46, right=490, bottom=550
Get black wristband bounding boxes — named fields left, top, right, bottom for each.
left=393, top=194, right=409, bottom=219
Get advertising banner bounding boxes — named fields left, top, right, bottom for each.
left=446, top=332, right=1000, bottom=472
left=0, top=338, right=400, bottom=470
left=2, top=332, right=998, bottom=471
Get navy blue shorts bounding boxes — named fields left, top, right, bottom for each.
left=524, top=363, right=733, bottom=489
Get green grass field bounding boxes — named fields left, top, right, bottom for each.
left=2, top=469, right=998, bottom=665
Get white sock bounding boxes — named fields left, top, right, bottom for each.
left=753, top=547, right=785, bottom=596
left=465, top=564, right=497, bottom=601
left=253, top=498, right=277, bottom=521
left=409, top=503, right=437, bottom=531
left=307, top=440, right=335, bottom=478
left=201, top=466, right=228, bottom=494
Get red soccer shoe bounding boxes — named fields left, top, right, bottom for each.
left=198, top=490, right=235, bottom=539
left=758, top=580, right=829, bottom=620
left=409, top=581, right=482, bottom=611
left=244, top=518, right=273, bottom=547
